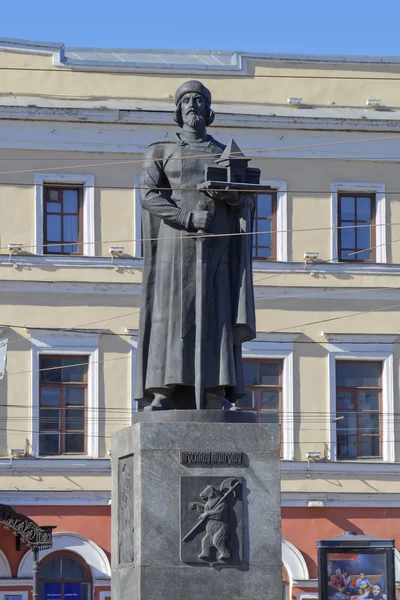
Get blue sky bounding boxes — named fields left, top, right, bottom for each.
left=2, top=0, right=400, bottom=56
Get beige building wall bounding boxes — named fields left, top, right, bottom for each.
left=0, top=40, right=400, bottom=500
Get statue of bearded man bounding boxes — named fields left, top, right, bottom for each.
left=135, top=80, right=256, bottom=411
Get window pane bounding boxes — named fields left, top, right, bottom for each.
left=65, top=433, right=85, bottom=453
left=46, top=244, right=63, bottom=253
left=358, top=225, right=371, bottom=250
left=63, top=189, right=79, bottom=213
left=257, top=195, right=272, bottom=218
left=357, top=196, right=372, bottom=220
left=39, top=433, right=60, bottom=455
left=63, top=358, right=87, bottom=383
left=40, top=358, right=62, bottom=382
left=360, top=436, right=380, bottom=457
left=340, top=249, right=355, bottom=260
left=237, top=391, right=254, bottom=408
left=49, top=190, right=59, bottom=201
left=337, top=391, right=355, bottom=410
left=81, top=583, right=90, bottom=600
left=66, top=387, right=85, bottom=406
left=66, top=409, right=85, bottom=431
left=260, top=412, right=279, bottom=424
left=341, top=227, right=355, bottom=249
left=340, top=197, right=355, bottom=220
left=255, top=247, right=272, bottom=258
left=64, top=244, right=78, bottom=253
left=260, top=390, right=280, bottom=410
left=337, top=435, right=357, bottom=458
left=360, top=413, right=380, bottom=434
left=47, top=202, right=61, bottom=213
left=336, top=412, right=357, bottom=435
left=258, top=220, right=272, bottom=233
left=46, top=215, right=61, bottom=241
left=40, top=387, right=60, bottom=406
left=40, top=555, right=62, bottom=578
left=40, top=408, right=60, bottom=431
left=358, top=363, right=381, bottom=387
left=243, top=362, right=257, bottom=386
left=63, top=215, right=78, bottom=242
left=259, top=361, right=280, bottom=385
left=258, top=233, right=272, bottom=248
left=336, top=363, right=357, bottom=387
left=360, top=390, right=380, bottom=410
left=62, top=556, right=86, bottom=579
left=356, top=250, right=371, bottom=261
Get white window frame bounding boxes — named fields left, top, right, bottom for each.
left=133, top=178, right=288, bottom=262
left=242, top=333, right=296, bottom=460
left=254, top=179, right=288, bottom=263
left=128, top=329, right=138, bottom=417
left=29, top=329, right=100, bottom=457
left=325, top=335, right=394, bottom=462
left=34, top=173, right=95, bottom=256
left=330, top=181, right=386, bottom=263
left=133, top=176, right=142, bottom=258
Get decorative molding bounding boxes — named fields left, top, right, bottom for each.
left=0, top=504, right=53, bottom=549
left=34, top=173, right=95, bottom=257
left=18, top=532, right=111, bottom=579
left=282, top=491, right=400, bottom=507
left=0, top=255, right=142, bottom=270
left=281, top=459, right=400, bottom=476
left=0, top=549, right=11, bottom=577
left=282, top=539, right=309, bottom=581
left=4, top=115, right=400, bottom=156
left=243, top=337, right=295, bottom=460
left=330, top=182, right=386, bottom=264
left=327, top=344, right=394, bottom=462
left=322, top=332, right=400, bottom=344
left=29, top=330, right=100, bottom=457
left=0, top=491, right=111, bottom=505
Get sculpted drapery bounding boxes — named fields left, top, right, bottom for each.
left=134, top=80, right=256, bottom=410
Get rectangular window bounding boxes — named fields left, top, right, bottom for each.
left=253, top=192, right=277, bottom=260
left=338, top=193, right=376, bottom=262
left=336, top=361, right=382, bottom=459
left=239, top=359, right=283, bottom=425
left=39, top=355, right=88, bottom=455
left=43, top=186, right=83, bottom=255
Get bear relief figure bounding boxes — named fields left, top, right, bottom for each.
left=189, top=484, right=231, bottom=561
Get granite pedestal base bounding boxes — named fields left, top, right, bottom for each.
left=111, top=411, right=281, bottom=600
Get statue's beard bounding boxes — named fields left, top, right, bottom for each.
left=185, top=112, right=205, bottom=130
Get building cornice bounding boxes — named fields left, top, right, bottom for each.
left=282, top=491, right=400, bottom=507
left=0, top=490, right=111, bottom=505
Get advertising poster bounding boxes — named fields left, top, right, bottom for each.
left=43, top=582, right=81, bottom=599
left=327, top=551, right=387, bottom=599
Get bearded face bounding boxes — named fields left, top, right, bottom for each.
left=180, top=92, right=208, bottom=130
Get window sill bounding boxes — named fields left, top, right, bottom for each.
left=0, top=456, right=111, bottom=472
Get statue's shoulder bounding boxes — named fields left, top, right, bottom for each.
left=208, top=136, right=226, bottom=153
left=144, top=140, right=178, bottom=159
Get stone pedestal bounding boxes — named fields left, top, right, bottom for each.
left=111, top=412, right=281, bottom=600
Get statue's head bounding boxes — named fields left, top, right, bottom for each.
left=200, top=485, right=222, bottom=501
left=173, top=80, right=215, bottom=129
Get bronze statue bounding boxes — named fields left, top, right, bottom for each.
left=135, top=80, right=256, bottom=410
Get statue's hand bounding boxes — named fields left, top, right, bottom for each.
left=191, top=210, right=213, bottom=231
left=198, top=512, right=207, bottom=521
left=189, top=503, right=196, bottom=510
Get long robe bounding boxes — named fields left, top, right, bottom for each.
left=134, top=133, right=256, bottom=403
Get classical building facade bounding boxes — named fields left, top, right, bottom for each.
left=1, top=37, right=400, bottom=598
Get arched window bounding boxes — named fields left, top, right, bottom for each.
left=38, top=551, right=91, bottom=600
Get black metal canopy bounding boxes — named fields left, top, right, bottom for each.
left=317, top=531, right=395, bottom=549
left=0, top=504, right=55, bottom=550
